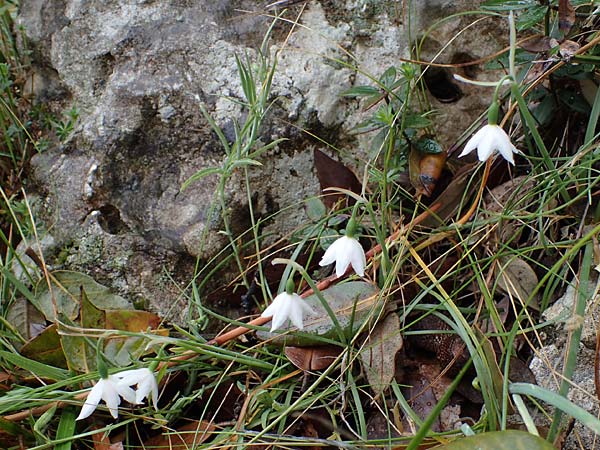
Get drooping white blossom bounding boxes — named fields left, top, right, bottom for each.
left=261, top=291, right=314, bottom=332
left=115, top=368, right=159, bottom=409
left=319, top=235, right=366, bottom=278
left=76, top=375, right=137, bottom=420
left=458, top=124, right=518, bottom=164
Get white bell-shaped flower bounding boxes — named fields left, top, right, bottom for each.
left=76, top=375, right=137, bottom=420
left=319, top=235, right=366, bottom=278
left=459, top=124, right=518, bottom=164
left=261, top=291, right=314, bottom=332
left=115, top=368, right=159, bottom=409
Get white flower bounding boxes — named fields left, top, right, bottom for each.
left=458, top=124, right=518, bottom=164
left=115, top=368, right=159, bottom=409
left=76, top=375, right=137, bottom=420
left=319, top=235, right=366, bottom=278
left=261, top=292, right=314, bottom=332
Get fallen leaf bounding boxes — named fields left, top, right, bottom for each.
left=5, top=297, right=46, bottom=344
left=360, top=313, right=403, bottom=395
left=33, top=271, right=132, bottom=322
left=313, top=149, right=362, bottom=209
left=59, top=288, right=104, bottom=373
left=559, top=40, right=580, bottom=60
left=520, top=35, right=558, bottom=53
left=559, top=0, right=575, bottom=35
left=143, top=420, right=215, bottom=449
left=421, top=162, right=478, bottom=227
left=496, top=256, right=540, bottom=310
left=20, top=324, right=68, bottom=369
left=104, top=310, right=167, bottom=366
left=285, top=345, right=342, bottom=371
left=91, top=426, right=123, bottom=450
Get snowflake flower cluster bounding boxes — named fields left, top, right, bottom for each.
left=261, top=230, right=366, bottom=332
left=77, top=367, right=158, bottom=420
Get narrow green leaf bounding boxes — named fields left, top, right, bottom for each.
left=0, top=350, right=69, bottom=380
left=230, top=158, right=263, bottom=170
left=54, top=407, right=77, bottom=450
left=181, top=166, right=223, bottom=191
left=510, top=382, right=600, bottom=436
left=341, top=85, right=381, bottom=97
left=33, top=404, right=56, bottom=443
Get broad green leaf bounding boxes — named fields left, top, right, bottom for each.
left=257, top=281, right=382, bottom=346
left=306, top=197, right=326, bottom=221
left=20, top=324, right=68, bottom=370
left=404, top=113, right=433, bottom=129
left=59, top=322, right=94, bottom=373
left=34, top=271, right=132, bottom=322
left=59, top=288, right=104, bottom=373
left=516, top=5, right=548, bottom=31
left=379, top=66, right=397, bottom=88
left=0, top=350, right=68, bottom=381
left=434, top=430, right=554, bottom=449
left=80, top=287, right=105, bottom=329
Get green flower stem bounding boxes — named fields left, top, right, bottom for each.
left=96, top=340, right=107, bottom=379
left=285, top=274, right=295, bottom=295
left=508, top=11, right=517, bottom=81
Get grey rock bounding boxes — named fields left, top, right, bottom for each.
left=529, top=273, right=600, bottom=449
left=19, top=0, right=500, bottom=323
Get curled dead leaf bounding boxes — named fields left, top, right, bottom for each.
left=285, top=345, right=342, bottom=371
left=360, top=313, right=403, bottom=396
left=496, top=256, right=540, bottom=310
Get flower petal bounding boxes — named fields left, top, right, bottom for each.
left=101, top=379, right=121, bottom=419
left=348, top=241, right=366, bottom=277
left=319, top=241, right=339, bottom=267
left=261, top=292, right=313, bottom=332
left=77, top=379, right=105, bottom=420
left=495, top=131, right=516, bottom=164
left=459, top=127, right=484, bottom=158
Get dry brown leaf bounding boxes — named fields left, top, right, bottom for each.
left=559, top=0, right=575, bottom=35
left=360, top=313, right=403, bottom=396
left=143, top=420, right=215, bottom=449
left=496, top=256, right=540, bottom=310
left=285, top=345, right=342, bottom=371
left=520, top=35, right=558, bottom=53
left=313, top=148, right=362, bottom=209
left=91, top=427, right=123, bottom=450
left=559, top=40, right=580, bottom=60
